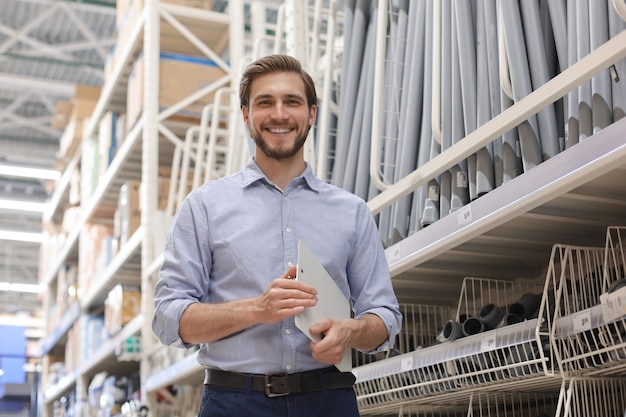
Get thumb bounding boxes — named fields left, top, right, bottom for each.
left=283, top=265, right=298, bottom=280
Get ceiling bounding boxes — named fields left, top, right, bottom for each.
left=0, top=0, right=118, bottom=319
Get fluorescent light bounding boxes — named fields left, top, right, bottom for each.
left=0, top=282, right=43, bottom=293
left=0, top=230, right=43, bottom=243
left=0, top=199, right=47, bottom=212
left=0, top=164, right=60, bottom=181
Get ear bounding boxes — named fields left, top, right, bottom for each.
left=241, top=105, right=250, bottom=123
left=309, top=104, right=317, bottom=126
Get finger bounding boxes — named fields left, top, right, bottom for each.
left=273, top=277, right=318, bottom=295
left=283, top=265, right=298, bottom=280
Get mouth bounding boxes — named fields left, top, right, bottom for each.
left=265, top=127, right=294, bottom=135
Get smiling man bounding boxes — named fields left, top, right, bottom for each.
left=152, top=54, right=402, bottom=417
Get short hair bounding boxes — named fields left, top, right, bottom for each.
left=239, top=54, right=317, bottom=109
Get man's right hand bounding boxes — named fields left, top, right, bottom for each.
left=254, top=265, right=318, bottom=324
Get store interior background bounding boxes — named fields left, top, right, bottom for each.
left=0, top=0, right=625, bottom=416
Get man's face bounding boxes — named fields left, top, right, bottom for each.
left=242, top=71, right=317, bottom=160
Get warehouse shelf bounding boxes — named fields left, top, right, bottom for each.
left=40, top=301, right=81, bottom=357
left=353, top=275, right=558, bottom=415
left=383, top=117, right=626, bottom=305
left=81, top=226, right=144, bottom=312
left=43, top=371, right=78, bottom=407
left=42, top=314, right=143, bottom=408
left=144, top=350, right=204, bottom=394
left=43, top=151, right=81, bottom=225
left=77, top=314, right=143, bottom=382
left=548, top=227, right=626, bottom=378
left=558, top=377, right=626, bottom=417
left=40, top=1, right=241, bottom=415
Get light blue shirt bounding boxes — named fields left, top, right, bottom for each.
left=152, top=159, right=402, bottom=374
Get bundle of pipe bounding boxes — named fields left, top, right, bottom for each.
left=322, top=0, right=626, bottom=248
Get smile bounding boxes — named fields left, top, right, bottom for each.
left=267, top=127, right=293, bottom=134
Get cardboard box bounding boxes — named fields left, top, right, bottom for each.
left=104, top=284, right=141, bottom=335
left=98, top=112, right=118, bottom=177
left=126, top=52, right=227, bottom=131
left=52, top=101, right=73, bottom=129
left=58, top=85, right=101, bottom=161
left=115, top=181, right=141, bottom=247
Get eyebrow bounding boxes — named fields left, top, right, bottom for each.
left=253, top=93, right=306, bottom=102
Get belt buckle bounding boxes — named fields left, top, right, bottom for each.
left=264, top=373, right=290, bottom=397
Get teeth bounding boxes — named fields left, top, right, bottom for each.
left=268, top=128, right=291, bottom=134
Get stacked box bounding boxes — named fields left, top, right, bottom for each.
left=126, top=52, right=227, bottom=131
left=115, top=181, right=141, bottom=248
left=104, top=284, right=141, bottom=335
left=58, top=85, right=101, bottom=161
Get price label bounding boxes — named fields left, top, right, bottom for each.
left=600, top=286, right=626, bottom=323
left=481, top=333, right=497, bottom=352
left=457, top=205, right=472, bottom=227
left=401, top=356, right=413, bottom=372
left=572, top=310, right=592, bottom=333
left=387, top=244, right=402, bottom=263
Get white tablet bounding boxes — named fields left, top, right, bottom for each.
left=295, top=240, right=352, bottom=372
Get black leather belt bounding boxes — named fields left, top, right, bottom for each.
left=204, top=367, right=356, bottom=397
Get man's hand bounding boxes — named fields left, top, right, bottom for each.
left=308, top=318, right=352, bottom=365
left=254, top=265, right=318, bottom=324
left=309, top=314, right=389, bottom=365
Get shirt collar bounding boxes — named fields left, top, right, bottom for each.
left=241, top=158, right=322, bottom=192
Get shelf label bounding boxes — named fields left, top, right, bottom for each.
left=387, top=243, right=402, bottom=263
left=600, top=286, right=626, bottom=324
left=480, top=332, right=497, bottom=352
left=457, top=205, right=472, bottom=227
left=400, top=356, right=413, bottom=372
left=572, top=309, right=592, bottom=333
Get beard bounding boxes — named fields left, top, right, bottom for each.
left=249, top=123, right=311, bottom=160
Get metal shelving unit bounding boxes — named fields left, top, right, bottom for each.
left=39, top=1, right=242, bottom=415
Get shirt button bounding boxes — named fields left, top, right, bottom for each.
left=285, top=329, right=291, bottom=335
left=287, top=262, right=293, bottom=267
left=286, top=227, right=292, bottom=233
left=284, top=196, right=288, bottom=200
left=286, top=365, right=292, bottom=371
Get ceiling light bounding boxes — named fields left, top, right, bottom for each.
left=0, top=164, right=60, bottom=181
left=0, top=199, right=47, bottom=212
left=0, top=282, right=43, bottom=294
left=0, top=231, right=43, bottom=243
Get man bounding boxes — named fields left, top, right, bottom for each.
left=152, top=54, right=402, bottom=417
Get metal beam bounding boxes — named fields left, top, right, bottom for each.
left=0, top=72, right=75, bottom=96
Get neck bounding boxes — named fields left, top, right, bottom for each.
left=254, top=153, right=306, bottom=190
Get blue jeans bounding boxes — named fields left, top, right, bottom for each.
left=198, top=384, right=360, bottom=417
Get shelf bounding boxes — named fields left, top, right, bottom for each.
left=353, top=318, right=559, bottom=415
left=81, top=226, right=144, bottom=312
left=43, top=371, right=78, bottom=406
left=40, top=301, right=81, bottom=357
left=144, top=350, right=204, bottom=393
left=386, top=118, right=626, bottom=305
left=77, top=314, right=143, bottom=381
left=43, top=151, right=80, bottom=225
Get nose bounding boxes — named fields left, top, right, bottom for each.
left=270, top=102, right=288, bottom=120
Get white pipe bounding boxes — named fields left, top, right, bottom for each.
left=370, top=0, right=390, bottom=191
left=315, top=0, right=337, bottom=180
left=498, top=2, right=514, bottom=100
left=274, top=4, right=286, bottom=54
left=431, top=0, right=442, bottom=145
left=367, top=29, right=626, bottom=215
left=612, top=0, right=626, bottom=22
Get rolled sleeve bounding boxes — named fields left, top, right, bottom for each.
left=152, top=298, right=197, bottom=349
left=349, top=203, right=402, bottom=354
